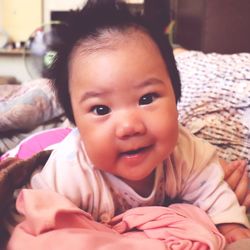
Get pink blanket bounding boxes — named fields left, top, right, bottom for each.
left=7, top=189, right=225, bottom=250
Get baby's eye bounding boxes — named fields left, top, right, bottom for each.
left=139, top=93, right=158, bottom=106
left=91, top=105, right=111, bottom=116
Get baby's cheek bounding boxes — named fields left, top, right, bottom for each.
left=159, top=126, right=178, bottom=154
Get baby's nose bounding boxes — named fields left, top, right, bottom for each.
left=115, top=112, right=146, bottom=139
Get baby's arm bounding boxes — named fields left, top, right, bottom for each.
left=218, top=159, right=250, bottom=242
left=217, top=223, right=250, bottom=243
left=181, top=158, right=250, bottom=243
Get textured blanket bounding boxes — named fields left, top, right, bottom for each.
left=176, top=51, right=250, bottom=169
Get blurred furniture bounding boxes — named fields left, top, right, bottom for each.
left=0, top=76, right=19, bottom=85
left=171, top=0, right=250, bottom=53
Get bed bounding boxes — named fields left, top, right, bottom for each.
left=0, top=78, right=71, bottom=156
left=175, top=49, right=250, bottom=171
left=0, top=49, right=249, bottom=249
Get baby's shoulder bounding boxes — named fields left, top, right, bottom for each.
left=171, top=125, right=217, bottom=171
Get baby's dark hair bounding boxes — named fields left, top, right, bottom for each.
left=48, top=0, right=181, bottom=124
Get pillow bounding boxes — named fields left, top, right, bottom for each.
left=0, top=127, right=72, bottom=161
left=0, top=78, right=64, bottom=132
left=175, top=51, right=250, bottom=170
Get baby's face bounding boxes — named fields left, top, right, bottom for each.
left=68, top=31, right=178, bottom=188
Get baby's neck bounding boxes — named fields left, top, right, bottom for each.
left=122, top=171, right=155, bottom=198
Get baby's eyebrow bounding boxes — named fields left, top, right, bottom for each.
left=135, top=78, right=165, bottom=89
left=80, top=78, right=165, bottom=103
left=80, top=90, right=111, bottom=103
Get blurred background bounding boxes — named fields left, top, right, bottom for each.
left=0, top=0, right=250, bottom=83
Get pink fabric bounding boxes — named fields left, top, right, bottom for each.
left=1, top=128, right=72, bottom=161
left=7, top=189, right=225, bottom=250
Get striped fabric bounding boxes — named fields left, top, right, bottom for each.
left=175, top=51, right=250, bottom=171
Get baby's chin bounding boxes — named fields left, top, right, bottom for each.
left=118, top=167, right=156, bottom=183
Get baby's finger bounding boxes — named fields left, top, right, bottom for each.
left=225, top=164, right=245, bottom=190
left=220, top=159, right=232, bottom=178
left=243, top=191, right=250, bottom=212
left=221, top=159, right=244, bottom=179
left=233, top=170, right=249, bottom=204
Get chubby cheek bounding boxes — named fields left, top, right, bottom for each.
left=78, top=124, right=115, bottom=170
left=72, top=104, right=115, bottom=169
left=163, top=120, right=178, bottom=151
left=153, top=109, right=179, bottom=155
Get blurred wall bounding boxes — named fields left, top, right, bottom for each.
left=1, top=0, right=42, bottom=42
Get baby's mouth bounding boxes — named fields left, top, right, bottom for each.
left=120, top=145, right=151, bottom=157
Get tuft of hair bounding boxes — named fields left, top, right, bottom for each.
left=47, top=0, right=181, bottom=124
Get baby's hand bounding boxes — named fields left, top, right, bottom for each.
left=217, top=223, right=250, bottom=243
left=220, top=159, right=250, bottom=210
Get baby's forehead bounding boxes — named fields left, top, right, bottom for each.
left=72, top=28, right=158, bottom=56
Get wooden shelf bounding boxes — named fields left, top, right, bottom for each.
left=0, top=48, right=25, bottom=56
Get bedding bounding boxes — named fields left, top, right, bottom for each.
left=0, top=136, right=249, bottom=249
left=7, top=189, right=225, bottom=250
left=0, top=78, right=70, bottom=155
left=0, top=50, right=250, bottom=249
left=175, top=50, right=250, bottom=171
left=0, top=116, right=69, bottom=155
left=1, top=127, right=71, bottom=160
left=0, top=78, right=63, bottom=132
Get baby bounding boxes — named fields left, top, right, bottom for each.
left=30, top=0, right=249, bottom=244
